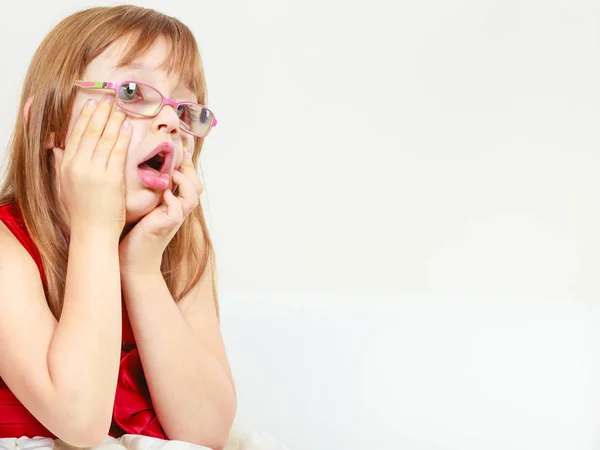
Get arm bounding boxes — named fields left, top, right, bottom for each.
left=0, top=225, right=122, bottom=447
left=121, top=257, right=236, bottom=450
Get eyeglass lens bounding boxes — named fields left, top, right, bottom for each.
left=117, top=82, right=213, bottom=137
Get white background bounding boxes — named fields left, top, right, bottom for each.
left=1, top=1, right=599, bottom=449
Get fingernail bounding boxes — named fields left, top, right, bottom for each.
left=86, top=99, right=97, bottom=109
left=186, top=150, right=192, bottom=160
left=103, top=94, right=114, bottom=104
left=121, top=121, right=130, bottom=130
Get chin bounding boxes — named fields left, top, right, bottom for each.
left=124, top=187, right=163, bottom=224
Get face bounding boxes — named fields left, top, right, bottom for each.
left=60, top=36, right=196, bottom=224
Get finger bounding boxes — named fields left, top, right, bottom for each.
left=93, top=109, right=127, bottom=165
left=164, top=189, right=184, bottom=222
left=178, top=155, right=204, bottom=196
left=76, top=94, right=115, bottom=160
left=171, top=170, right=199, bottom=215
left=63, top=99, right=98, bottom=161
left=106, top=120, right=133, bottom=175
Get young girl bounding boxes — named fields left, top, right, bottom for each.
left=0, top=5, right=281, bottom=450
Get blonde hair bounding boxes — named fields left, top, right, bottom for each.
left=0, top=5, right=218, bottom=319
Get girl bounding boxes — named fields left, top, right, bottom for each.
left=0, top=5, right=279, bottom=450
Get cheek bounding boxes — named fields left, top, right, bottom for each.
left=123, top=120, right=150, bottom=170
left=184, top=136, right=195, bottom=156
left=126, top=122, right=146, bottom=155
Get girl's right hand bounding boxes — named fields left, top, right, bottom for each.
left=54, top=95, right=132, bottom=237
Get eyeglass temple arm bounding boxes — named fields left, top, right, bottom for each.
left=74, top=81, right=119, bottom=89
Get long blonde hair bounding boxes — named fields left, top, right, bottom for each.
left=0, top=5, right=218, bottom=319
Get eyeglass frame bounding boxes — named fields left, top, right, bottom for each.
left=73, top=80, right=218, bottom=138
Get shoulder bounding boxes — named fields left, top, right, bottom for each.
left=0, top=220, right=50, bottom=327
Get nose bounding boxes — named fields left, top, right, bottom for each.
left=151, top=104, right=180, bottom=136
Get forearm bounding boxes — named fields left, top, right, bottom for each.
left=121, top=273, right=236, bottom=449
left=47, top=228, right=122, bottom=425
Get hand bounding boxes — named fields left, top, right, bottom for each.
left=54, top=95, right=131, bottom=238
left=119, top=150, right=204, bottom=275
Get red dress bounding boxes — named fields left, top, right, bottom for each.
left=0, top=202, right=166, bottom=439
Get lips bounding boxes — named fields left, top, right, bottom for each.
left=138, top=142, right=174, bottom=174
left=137, top=142, right=174, bottom=190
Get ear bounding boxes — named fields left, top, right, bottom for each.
left=46, top=132, right=56, bottom=150
left=23, top=96, right=33, bottom=123
left=52, top=145, right=64, bottom=169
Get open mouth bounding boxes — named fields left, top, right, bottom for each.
left=139, top=152, right=166, bottom=173
left=137, top=142, right=174, bottom=190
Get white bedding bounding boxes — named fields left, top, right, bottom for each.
left=0, top=424, right=290, bottom=450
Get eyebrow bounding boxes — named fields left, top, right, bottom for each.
left=115, top=62, right=153, bottom=72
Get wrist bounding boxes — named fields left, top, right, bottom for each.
left=119, top=260, right=163, bottom=279
left=120, top=267, right=164, bottom=295
left=70, top=224, right=120, bottom=247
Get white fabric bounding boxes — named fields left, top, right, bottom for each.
left=0, top=424, right=290, bottom=450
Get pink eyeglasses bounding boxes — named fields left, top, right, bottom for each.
left=74, top=80, right=218, bottom=138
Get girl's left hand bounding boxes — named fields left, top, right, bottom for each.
left=119, top=150, right=203, bottom=276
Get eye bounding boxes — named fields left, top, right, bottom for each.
left=177, top=104, right=199, bottom=123
left=199, top=108, right=210, bottom=124
left=119, top=83, right=141, bottom=102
